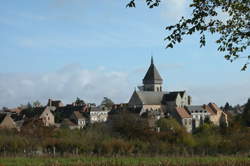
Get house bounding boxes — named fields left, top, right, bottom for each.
left=0, top=113, right=17, bottom=130
left=61, top=118, right=81, bottom=130
left=39, top=107, right=55, bottom=126
left=203, top=103, right=228, bottom=127
left=171, top=103, right=228, bottom=131
left=70, top=111, right=86, bottom=129
left=47, top=99, right=64, bottom=109
left=89, top=106, right=109, bottom=123
left=185, top=105, right=211, bottom=128
left=174, top=107, right=192, bottom=132
left=5, top=107, right=22, bottom=114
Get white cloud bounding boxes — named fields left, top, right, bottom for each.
left=161, top=0, right=190, bottom=21
left=0, top=65, right=131, bottom=108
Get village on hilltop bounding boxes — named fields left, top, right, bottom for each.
left=0, top=57, right=239, bottom=133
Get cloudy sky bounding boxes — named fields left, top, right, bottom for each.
left=0, top=0, right=249, bottom=108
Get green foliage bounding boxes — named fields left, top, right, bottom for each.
left=75, top=97, right=85, bottom=106
left=101, top=97, right=114, bottom=109
left=224, top=102, right=232, bottom=111
left=33, top=100, right=42, bottom=107
left=241, top=98, right=250, bottom=126
left=2, top=157, right=250, bottom=166
left=157, top=118, right=182, bottom=132
left=127, top=0, right=250, bottom=70
left=110, top=111, right=152, bottom=140
left=2, top=99, right=250, bottom=156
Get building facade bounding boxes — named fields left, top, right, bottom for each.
left=128, top=57, right=228, bottom=132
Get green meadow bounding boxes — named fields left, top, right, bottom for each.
left=1, top=157, right=250, bottom=166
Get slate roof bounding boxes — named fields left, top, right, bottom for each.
left=136, top=91, right=165, bottom=105
left=175, top=107, right=192, bottom=119
left=73, top=111, right=85, bottom=119
left=185, top=105, right=208, bottom=113
left=21, top=107, right=45, bottom=118
left=164, top=92, right=179, bottom=102
left=47, top=99, right=64, bottom=107
left=177, top=91, right=185, bottom=98
left=143, top=57, right=163, bottom=84
left=0, top=114, right=6, bottom=123
left=90, top=106, right=108, bottom=112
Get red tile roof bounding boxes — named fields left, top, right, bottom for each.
left=203, top=104, right=216, bottom=115
left=175, top=107, right=192, bottom=119
left=7, top=108, right=22, bottom=114
left=208, top=103, right=222, bottom=114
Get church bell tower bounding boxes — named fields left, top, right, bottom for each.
left=142, top=57, right=163, bottom=92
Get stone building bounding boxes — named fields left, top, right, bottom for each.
left=70, top=111, right=87, bottom=129
left=128, top=57, right=166, bottom=117
left=128, top=57, right=228, bottom=132
left=39, top=107, right=55, bottom=126
left=174, top=107, right=192, bottom=132
left=0, top=113, right=17, bottom=130
left=203, top=103, right=228, bottom=127
left=89, top=106, right=109, bottom=123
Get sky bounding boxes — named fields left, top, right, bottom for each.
left=0, top=0, right=249, bottom=108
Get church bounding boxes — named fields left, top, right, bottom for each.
left=128, top=57, right=228, bottom=132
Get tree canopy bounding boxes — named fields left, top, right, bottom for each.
left=127, top=0, right=250, bottom=70
left=101, top=97, right=114, bottom=109
left=75, top=97, right=85, bottom=106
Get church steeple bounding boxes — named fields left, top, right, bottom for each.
left=142, top=57, right=163, bottom=92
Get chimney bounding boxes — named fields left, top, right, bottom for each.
left=48, top=99, right=52, bottom=107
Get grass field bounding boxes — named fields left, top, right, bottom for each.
left=1, top=157, right=250, bottom=166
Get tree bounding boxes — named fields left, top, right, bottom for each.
left=75, top=97, right=85, bottom=106
left=101, top=97, right=114, bottom=109
left=224, top=102, right=232, bottom=111
left=127, top=0, right=250, bottom=70
left=244, top=98, right=250, bottom=112
left=110, top=111, right=151, bottom=140
left=242, top=98, right=250, bottom=126
left=156, top=118, right=183, bottom=133
left=33, top=100, right=42, bottom=107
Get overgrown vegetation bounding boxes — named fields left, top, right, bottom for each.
left=0, top=99, right=249, bottom=157
left=0, top=106, right=250, bottom=157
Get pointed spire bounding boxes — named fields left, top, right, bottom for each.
left=143, top=56, right=163, bottom=85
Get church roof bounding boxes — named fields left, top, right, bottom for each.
left=164, top=92, right=180, bottom=102
left=135, top=91, right=165, bottom=105
left=143, top=57, right=163, bottom=84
